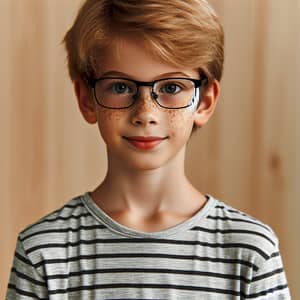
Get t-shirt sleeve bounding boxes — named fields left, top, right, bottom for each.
left=6, top=236, right=48, bottom=300
left=247, top=249, right=291, bottom=299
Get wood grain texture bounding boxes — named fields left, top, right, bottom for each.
left=1, top=0, right=299, bottom=298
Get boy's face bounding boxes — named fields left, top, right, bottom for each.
left=75, top=38, right=219, bottom=171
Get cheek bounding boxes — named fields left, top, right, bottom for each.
left=96, top=109, right=124, bottom=139
left=166, top=109, right=194, bottom=132
left=97, top=109, right=123, bottom=122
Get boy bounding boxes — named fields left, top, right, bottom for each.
left=7, top=0, right=290, bottom=299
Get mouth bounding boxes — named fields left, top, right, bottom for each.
left=123, top=136, right=168, bottom=150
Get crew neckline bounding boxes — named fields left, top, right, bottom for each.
left=81, top=191, right=217, bottom=238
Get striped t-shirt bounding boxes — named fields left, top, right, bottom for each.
left=7, top=192, right=291, bottom=299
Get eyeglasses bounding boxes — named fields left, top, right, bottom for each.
left=87, top=76, right=208, bottom=109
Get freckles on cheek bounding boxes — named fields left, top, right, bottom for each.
left=98, top=109, right=123, bottom=122
left=166, top=109, right=194, bottom=130
left=96, top=109, right=125, bottom=140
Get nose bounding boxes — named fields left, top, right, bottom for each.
left=130, top=87, right=159, bottom=126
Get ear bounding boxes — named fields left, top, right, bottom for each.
left=194, top=79, right=220, bottom=128
left=74, top=79, right=98, bottom=124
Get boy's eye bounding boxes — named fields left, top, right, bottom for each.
left=159, top=83, right=182, bottom=94
left=111, top=82, right=133, bottom=94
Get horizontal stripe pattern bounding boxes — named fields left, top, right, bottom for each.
left=6, top=193, right=291, bottom=299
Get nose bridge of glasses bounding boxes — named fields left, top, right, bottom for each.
left=133, top=80, right=158, bottom=101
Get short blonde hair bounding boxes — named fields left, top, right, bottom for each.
left=63, top=0, right=224, bottom=83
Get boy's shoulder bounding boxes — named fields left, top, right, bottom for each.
left=207, top=196, right=275, bottom=232
left=18, top=193, right=95, bottom=255
left=202, top=195, right=279, bottom=261
left=20, top=194, right=86, bottom=236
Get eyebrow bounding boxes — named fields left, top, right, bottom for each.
left=99, top=70, right=195, bottom=79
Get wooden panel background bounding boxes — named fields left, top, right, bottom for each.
left=1, top=0, right=299, bottom=298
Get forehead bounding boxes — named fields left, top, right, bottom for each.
left=96, top=38, right=199, bottom=80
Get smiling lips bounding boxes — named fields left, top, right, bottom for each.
left=124, top=136, right=168, bottom=150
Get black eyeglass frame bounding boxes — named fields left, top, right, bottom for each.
left=87, top=76, right=208, bottom=109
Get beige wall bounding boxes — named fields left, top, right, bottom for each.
left=1, top=0, right=299, bottom=298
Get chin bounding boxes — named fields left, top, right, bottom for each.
left=125, top=149, right=182, bottom=172
left=108, top=146, right=184, bottom=172
left=127, top=156, right=168, bottom=171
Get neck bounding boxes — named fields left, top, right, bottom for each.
left=91, top=146, right=202, bottom=218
